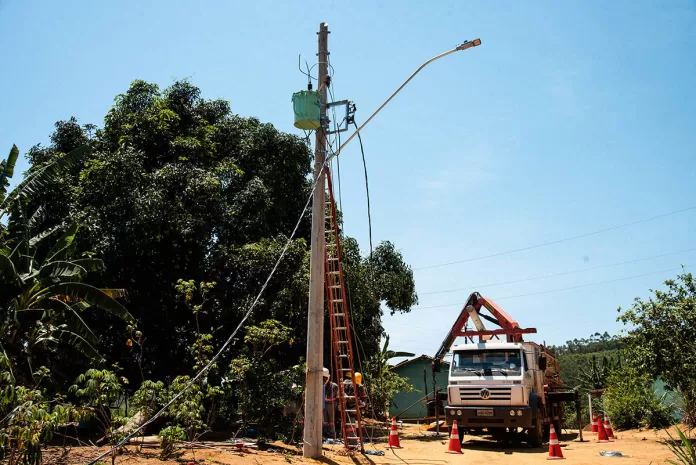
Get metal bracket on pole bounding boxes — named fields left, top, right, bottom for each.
left=325, top=100, right=355, bottom=134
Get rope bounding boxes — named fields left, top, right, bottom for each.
left=84, top=166, right=326, bottom=465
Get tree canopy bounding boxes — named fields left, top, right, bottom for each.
left=15, top=79, right=418, bottom=387
left=618, top=270, right=696, bottom=425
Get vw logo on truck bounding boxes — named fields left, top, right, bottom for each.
left=479, top=388, right=490, bottom=399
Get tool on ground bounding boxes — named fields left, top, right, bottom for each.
left=324, top=169, right=364, bottom=452
left=388, top=417, right=403, bottom=449
left=446, top=421, right=463, bottom=454
left=546, top=424, right=565, bottom=460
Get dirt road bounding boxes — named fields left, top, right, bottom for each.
left=51, top=426, right=680, bottom=465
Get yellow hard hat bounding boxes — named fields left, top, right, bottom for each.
left=355, top=372, right=362, bottom=384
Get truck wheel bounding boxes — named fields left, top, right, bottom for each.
left=527, top=417, right=543, bottom=448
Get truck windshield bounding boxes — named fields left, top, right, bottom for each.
left=451, top=350, right=523, bottom=376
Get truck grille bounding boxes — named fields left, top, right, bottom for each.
left=458, top=386, right=512, bottom=401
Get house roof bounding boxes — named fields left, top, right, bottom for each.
left=391, top=354, right=450, bottom=370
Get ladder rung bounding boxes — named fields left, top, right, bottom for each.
left=340, top=368, right=352, bottom=371
left=327, top=257, right=338, bottom=261
left=335, top=326, right=347, bottom=330
left=329, top=285, right=341, bottom=289
left=336, top=341, right=348, bottom=344
left=330, top=299, right=343, bottom=303
left=328, top=271, right=340, bottom=275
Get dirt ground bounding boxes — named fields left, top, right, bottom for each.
left=46, top=424, right=685, bottom=465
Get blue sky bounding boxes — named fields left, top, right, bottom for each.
left=1, top=1, right=695, bottom=357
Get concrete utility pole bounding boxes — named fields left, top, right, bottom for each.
left=303, top=22, right=329, bottom=459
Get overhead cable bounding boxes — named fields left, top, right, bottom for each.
left=420, top=247, right=696, bottom=295
left=411, top=264, right=693, bottom=310
left=414, top=205, right=696, bottom=271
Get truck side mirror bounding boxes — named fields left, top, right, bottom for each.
left=431, top=359, right=441, bottom=373
left=539, top=355, right=547, bottom=371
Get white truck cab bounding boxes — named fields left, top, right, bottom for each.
left=444, top=341, right=550, bottom=445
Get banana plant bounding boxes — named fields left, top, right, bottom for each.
left=364, top=335, right=415, bottom=420
left=0, top=145, right=134, bottom=372
left=1, top=223, right=133, bottom=363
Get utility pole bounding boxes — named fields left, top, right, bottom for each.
left=303, top=22, right=329, bottom=459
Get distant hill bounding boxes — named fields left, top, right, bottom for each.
left=550, top=332, right=623, bottom=356
left=549, top=332, right=623, bottom=390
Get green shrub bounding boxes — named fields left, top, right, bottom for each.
left=0, top=356, right=83, bottom=465
left=158, top=425, right=186, bottom=458
left=605, top=364, right=672, bottom=429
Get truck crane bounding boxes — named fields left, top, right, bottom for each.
left=431, top=292, right=579, bottom=447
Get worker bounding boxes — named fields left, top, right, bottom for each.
left=354, top=372, right=368, bottom=411
left=323, top=368, right=338, bottom=438
left=343, top=372, right=367, bottom=412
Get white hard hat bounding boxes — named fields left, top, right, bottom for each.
left=322, top=368, right=330, bottom=378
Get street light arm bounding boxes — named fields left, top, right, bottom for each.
left=325, top=39, right=481, bottom=165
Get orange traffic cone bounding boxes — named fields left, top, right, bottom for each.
left=596, top=418, right=611, bottom=443
left=388, top=417, right=402, bottom=449
left=604, top=414, right=615, bottom=441
left=547, top=423, right=565, bottom=460
left=591, top=414, right=598, bottom=433
left=446, top=421, right=463, bottom=454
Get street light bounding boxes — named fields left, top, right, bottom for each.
left=325, top=38, right=482, bottom=164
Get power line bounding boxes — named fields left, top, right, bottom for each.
left=414, top=205, right=696, bottom=271
left=85, top=166, right=326, bottom=465
left=353, top=119, right=373, bottom=257
left=411, top=264, right=693, bottom=310
left=326, top=72, right=343, bottom=213
left=419, top=247, right=696, bottom=295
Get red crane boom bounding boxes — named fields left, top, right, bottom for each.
left=433, top=292, right=537, bottom=361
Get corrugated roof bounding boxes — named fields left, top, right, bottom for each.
left=391, top=354, right=450, bottom=370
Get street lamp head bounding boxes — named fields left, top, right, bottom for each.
left=456, top=38, right=482, bottom=51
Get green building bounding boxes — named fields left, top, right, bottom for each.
left=390, top=355, right=450, bottom=420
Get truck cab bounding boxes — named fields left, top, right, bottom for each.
left=445, top=341, right=548, bottom=445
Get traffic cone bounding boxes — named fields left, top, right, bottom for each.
left=591, top=414, right=598, bottom=433
left=446, top=421, right=463, bottom=454
left=604, top=414, right=615, bottom=441
left=388, top=417, right=402, bottom=449
left=546, top=423, right=565, bottom=460
left=596, top=418, right=611, bottom=443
